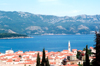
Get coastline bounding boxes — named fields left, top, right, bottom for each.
left=0, top=36, right=33, bottom=39
left=41, top=34, right=95, bottom=35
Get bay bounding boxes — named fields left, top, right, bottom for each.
left=0, top=34, right=95, bottom=53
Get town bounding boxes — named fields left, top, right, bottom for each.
left=0, top=41, right=95, bottom=66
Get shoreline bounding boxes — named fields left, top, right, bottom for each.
left=0, top=34, right=95, bottom=39
left=0, top=36, right=33, bottom=39
left=41, top=34, right=95, bottom=35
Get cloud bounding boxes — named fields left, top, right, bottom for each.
left=70, top=10, right=81, bottom=14
left=38, top=0, right=57, bottom=2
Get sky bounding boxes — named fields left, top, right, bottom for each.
left=0, top=0, right=100, bottom=16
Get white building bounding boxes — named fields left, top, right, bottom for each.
left=68, top=41, right=71, bottom=52
left=6, top=50, right=14, bottom=54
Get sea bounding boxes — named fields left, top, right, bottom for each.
left=0, top=34, right=95, bottom=53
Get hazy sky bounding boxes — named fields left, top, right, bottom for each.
left=0, top=0, right=100, bottom=16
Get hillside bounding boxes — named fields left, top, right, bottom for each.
left=0, top=11, right=100, bottom=35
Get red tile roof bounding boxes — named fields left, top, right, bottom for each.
left=64, top=64, right=78, bottom=66
left=50, top=62, right=56, bottom=64
left=6, top=59, right=13, bottom=62
left=90, top=47, right=93, bottom=49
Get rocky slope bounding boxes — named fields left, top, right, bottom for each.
left=0, top=11, right=100, bottom=35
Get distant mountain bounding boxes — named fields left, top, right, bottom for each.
left=0, top=11, right=100, bottom=35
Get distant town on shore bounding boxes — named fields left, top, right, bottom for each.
left=0, top=41, right=95, bottom=66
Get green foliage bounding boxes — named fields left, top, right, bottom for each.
left=88, top=49, right=92, bottom=56
left=78, top=64, right=83, bottom=66
left=83, top=48, right=92, bottom=56
left=86, top=45, right=90, bottom=66
left=19, top=55, right=22, bottom=58
left=13, top=59, right=15, bottom=61
left=83, top=48, right=86, bottom=51
left=0, top=33, right=27, bottom=38
left=36, top=53, right=40, bottom=66
left=41, top=48, right=46, bottom=66
left=46, top=57, right=50, bottom=66
left=76, top=51, right=81, bottom=59
left=41, top=48, right=50, bottom=66
left=92, top=33, right=100, bottom=66
left=83, top=45, right=90, bottom=66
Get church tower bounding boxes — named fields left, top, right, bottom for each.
left=68, top=41, right=71, bottom=52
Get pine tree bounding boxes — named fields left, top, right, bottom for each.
left=46, top=57, right=50, bottom=66
left=36, top=53, right=40, bottom=66
left=83, top=45, right=90, bottom=66
left=41, top=48, right=50, bottom=66
left=86, top=45, right=90, bottom=66
left=92, top=32, right=100, bottom=66
left=41, top=48, right=46, bottom=66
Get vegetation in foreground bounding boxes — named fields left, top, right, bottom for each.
left=92, top=32, right=100, bottom=66
left=36, top=48, right=50, bottom=66
left=82, top=32, right=100, bottom=66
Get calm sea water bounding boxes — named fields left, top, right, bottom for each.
left=0, top=34, right=95, bottom=53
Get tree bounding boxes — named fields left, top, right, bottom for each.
left=40, top=48, right=50, bottom=66
left=83, top=48, right=92, bottom=56
left=85, top=45, right=90, bottom=66
left=62, top=58, right=67, bottom=65
left=83, top=48, right=86, bottom=51
left=41, top=48, right=46, bottom=66
left=46, top=57, right=50, bottom=66
left=36, top=53, right=40, bottom=66
left=88, top=49, right=92, bottom=56
left=19, top=55, right=22, bottom=58
left=78, top=64, right=82, bottom=66
left=41, top=48, right=50, bottom=66
left=83, top=45, right=90, bottom=66
left=76, top=51, right=81, bottom=59
left=92, top=32, right=100, bottom=66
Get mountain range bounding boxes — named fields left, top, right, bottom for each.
left=0, top=11, right=100, bottom=35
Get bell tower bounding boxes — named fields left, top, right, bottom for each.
left=68, top=41, right=71, bottom=52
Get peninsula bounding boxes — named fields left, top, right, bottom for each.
left=0, top=33, right=31, bottom=39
